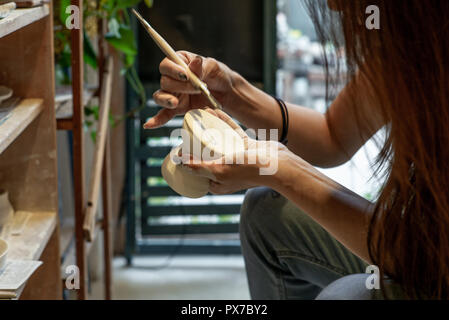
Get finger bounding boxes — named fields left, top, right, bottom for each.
left=188, top=55, right=204, bottom=79
left=183, top=159, right=218, bottom=180
left=159, top=57, right=189, bottom=82
left=175, top=51, right=192, bottom=64
left=186, top=164, right=217, bottom=180
left=152, top=90, right=179, bottom=109
left=143, top=108, right=177, bottom=129
left=209, top=181, right=232, bottom=195
left=160, top=75, right=200, bottom=94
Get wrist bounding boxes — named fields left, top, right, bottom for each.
left=226, top=71, right=254, bottom=112
left=267, top=148, right=308, bottom=193
left=254, top=143, right=290, bottom=189
left=268, top=149, right=290, bottom=191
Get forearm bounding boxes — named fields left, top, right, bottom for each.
left=225, top=71, right=283, bottom=135
left=225, top=72, right=349, bottom=167
left=267, top=150, right=374, bottom=263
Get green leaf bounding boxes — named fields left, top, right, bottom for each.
left=85, top=105, right=99, bottom=120
left=144, top=0, right=154, bottom=8
left=90, top=130, right=97, bottom=143
left=116, top=0, right=141, bottom=9
left=60, top=0, right=71, bottom=25
left=107, top=18, right=121, bottom=39
left=109, top=113, right=116, bottom=127
left=120, top=67, right=128, bottom=76
left=124, top=52, right=136, bottom=68
left=84, top=33, right=98, bottom=69
left=105, top=25, right=137, bottom=56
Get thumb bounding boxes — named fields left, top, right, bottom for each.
left=188, top=55, right=204, bottom=80
left=143, top=108, right=177, bottom=129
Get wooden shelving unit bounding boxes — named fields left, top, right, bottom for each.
left=8, top=212, right=57, bottom=261
left=0, top=3, right=61, bottom=299
left=54, top=0, right=114, bottom=300
left=0, top=4, right=49, bottom=38
left=0, top=99, right=44, bottom=154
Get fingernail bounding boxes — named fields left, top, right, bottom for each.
left=178, top=73, right=187, bottom=81
left=195, top=55, right=203, bottom=64
left=143, top=118, right=153, bottom=129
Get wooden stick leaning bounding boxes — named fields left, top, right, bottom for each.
left=83, top=56, right=114, bottom=242
left=132, top=9, right=222, bottom=110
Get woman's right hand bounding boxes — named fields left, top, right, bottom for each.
left=143, top=51, right=236, bottom=129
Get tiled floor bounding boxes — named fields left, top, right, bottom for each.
left=90, top=255, right=250, bottom=300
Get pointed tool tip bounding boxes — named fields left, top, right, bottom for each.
left=132, top=9, right=142, bottom=20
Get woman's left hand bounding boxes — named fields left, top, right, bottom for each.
left=181, top=109, right=288, bottom=195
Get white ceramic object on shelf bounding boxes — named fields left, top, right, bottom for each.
left=0, top=190, right=14, bottom=228
left=0, top=86, right=13, bottom=106
left=0, top=238, right=7, bottom=271
left=161, top=109, right=245, bottom=198
left=0, top=2, right=16, bottom=20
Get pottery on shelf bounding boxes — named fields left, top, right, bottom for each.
left=0, top=238, right=7, bottom=270
left=0, top=86, right=13, bottom=106
left=0, top=189, right=14, bottom=228
left=0, top=2, right=16, bottom=20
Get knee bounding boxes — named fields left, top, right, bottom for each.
left=240, top=187, right=279, bottom=227
left=239, top=186, right=289, bottom=240
left=316, top=274, right=382, bottom=300
left=239, top=186, right=326, bottom=253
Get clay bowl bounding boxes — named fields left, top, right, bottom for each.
left=0, top=238, right=8, bottom=271
left=161, top=109, right=245, bottom=199
left=0, top=86, right=13, bottom=105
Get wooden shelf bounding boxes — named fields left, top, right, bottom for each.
left=3, top=211, right=57, bottom=299
left=59, top=218, right=74, bottom=261
left=7, top=211, right=57, bottom=261
left=0, top=1, right=61, bottom=300
left=55, top=86, right=96, bottom=119
left=0, top=5, right=49, bottom=39
left=0, top=98, right=44, bottom=155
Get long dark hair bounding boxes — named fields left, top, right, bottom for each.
left=304, top=0, right=449, bottom=299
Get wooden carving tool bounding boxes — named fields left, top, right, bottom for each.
left=132, top=9, right=222, bottom=110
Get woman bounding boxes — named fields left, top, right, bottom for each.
left=144, top=0, right=449, bottom=299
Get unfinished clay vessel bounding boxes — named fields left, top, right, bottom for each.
left=161, top=109, right=245, bottom=198
left=0, top=189, right=13, bottom=228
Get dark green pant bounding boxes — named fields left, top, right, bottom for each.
left=239, top=187, right=404, bottom=300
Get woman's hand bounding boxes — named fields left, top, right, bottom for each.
left=144, top=51, right=237, bottom=129
left=180, top=109, right=288, bottom=195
